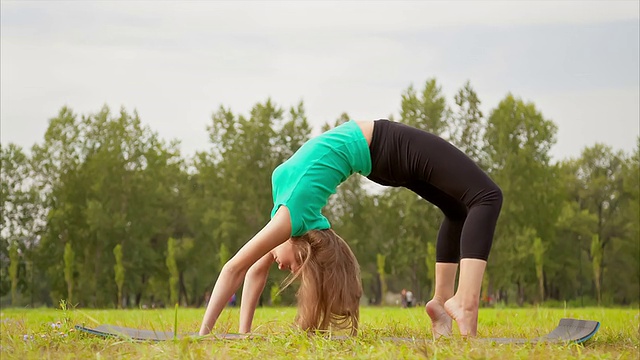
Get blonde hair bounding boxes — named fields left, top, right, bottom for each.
left=281, top=229, right=362, bottom=336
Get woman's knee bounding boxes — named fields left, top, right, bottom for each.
left=471, top=181, right=502, bottom=211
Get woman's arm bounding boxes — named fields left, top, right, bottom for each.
left=199, top=206, right=291, bottom=336
left=239, top=252, right=274, bottom=333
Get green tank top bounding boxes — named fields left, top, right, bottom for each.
left=271, top=120, right=372, bottom=236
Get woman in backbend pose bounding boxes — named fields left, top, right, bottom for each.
left=199, top=119, right=503, bottom=338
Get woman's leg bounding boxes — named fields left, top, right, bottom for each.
left=367, top=121, right=502, bottom=337
left=425, top=262, right=457, bottom=338
left=400, top=139, right=502, bottom=337
left=445, top=184, right=501, bottom=335
left=405, top=184, right=467, bottom=338
left=444, top=258, right=486, bottom=336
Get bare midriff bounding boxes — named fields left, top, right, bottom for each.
left=355, top=120, right=374, bottom=146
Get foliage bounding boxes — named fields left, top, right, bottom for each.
left=63, top=242, right=75, bottom=306
left=532, top=237, right=545, bottom=303
left=0, top=81, right=637, bottom=309
left=485, top=95, right=561, bottom=305
left=590, top=235, right=602, bottom=305
left=376, top=253, right=387, bottom=304
left=270, top=284, right=281, bottom=306
left=1, top=143, right=42, bottom=302
left=113, top=244, right=125, bottom=308
left=166, top=238, right=179, bottom=306
left=8, top=243, right=19, bottom=305
left=218, top=243, right=230, bottom=273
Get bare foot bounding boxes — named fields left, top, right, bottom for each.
left=444, top=296, right=479, bottom=337
left=425, top=299, right=452, bottom=339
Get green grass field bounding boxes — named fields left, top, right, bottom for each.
left=1, top=306, right=638, bottom=359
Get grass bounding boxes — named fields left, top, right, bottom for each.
left=1, top=305, right=638, bottom=359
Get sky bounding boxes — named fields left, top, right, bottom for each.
left=1, top=1, right=639, bottom=161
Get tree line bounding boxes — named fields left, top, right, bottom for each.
left=1, top=79, right=638, bottom=309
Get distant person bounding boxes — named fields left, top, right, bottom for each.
left=199, top=119, right=503, bottom=338
left=406, top=290, right=414, bottom=308
left=401, top=289, right=408, bottom=308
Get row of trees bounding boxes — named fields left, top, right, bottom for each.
left=2, top=79, right=638, bottom=309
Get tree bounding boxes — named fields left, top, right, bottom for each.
left=166, top=238, right=179, bottom=306
left=450, top=81, right=486, bottom=165
left=376, top=253, right=387, bottom=304
left=532, top=237, right=545, bottom=303
left=484, top=94, right=560, bottom=304
left=9, top=243, right=19, bottom=305
left=32, top=106, right=186, bottom=307
left=553, top=195, right=597, bottom=303
left=613, top=139, right=640, bottom=304
left=63, top=242, right=75, bottom=305
left=400, top=78, right=448, bottom=134
left=425, top=242, right=436, bottom=297
left=6, top=82, right=637, bottom=308
left=1, top=143, right=42, bottom=302
left=590, top=234, right=602, bottom=305
left=113, top=244, right=125, bottom=308
left=565, top=144, right=629, bottom=304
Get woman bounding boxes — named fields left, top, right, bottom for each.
left=199, top=119, right=502, bottom=338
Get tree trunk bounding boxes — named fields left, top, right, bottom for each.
left=412, top=261, right=420, bottom=303
left=179, top=271, right=189, bottom=306
left=373, top=273, right=382, bottom=305
left=594, top=267, right=602, bottom=306
left=517, top=282, right=525, bottom=306
left=538, top=273, right=545, bottom=303
left=93, top=245, right=100, bottom=307
left=136, top=273, right=146, bottom=306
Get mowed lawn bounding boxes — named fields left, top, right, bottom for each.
left=1, top=306, right=638, bottom=359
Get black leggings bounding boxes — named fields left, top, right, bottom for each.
left=367, top=120, right=503, bottom=262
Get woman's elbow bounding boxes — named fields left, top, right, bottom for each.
left=221, top=259, right=248, bottom=278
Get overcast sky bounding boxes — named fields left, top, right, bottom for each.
left=1, top=1, right=638, bottom=161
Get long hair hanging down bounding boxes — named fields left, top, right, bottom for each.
left=281, top=229, right=362, bottom=336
